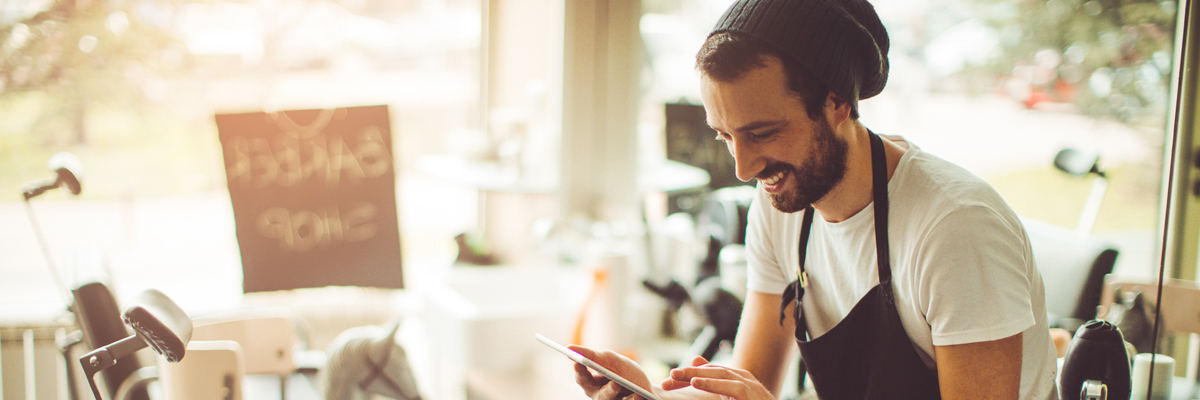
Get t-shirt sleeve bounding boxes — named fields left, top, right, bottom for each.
left=918, top=204, right=1036, bottom=346
left=745, top=186, right=791, bottom=294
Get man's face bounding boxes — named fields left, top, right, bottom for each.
left=700, top=56, right=848, bottom=213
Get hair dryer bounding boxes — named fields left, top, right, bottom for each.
left=1060, top=320, right=1131, bottom=400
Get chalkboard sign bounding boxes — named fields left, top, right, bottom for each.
left=216, top=105, right=403, bottom=292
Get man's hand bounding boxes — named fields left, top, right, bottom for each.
left=569, top=344, right=656, bottom=400
left=661, top=355, right=775, bottom=400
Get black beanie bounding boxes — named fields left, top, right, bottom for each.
left=709, top=0, right=889, bottom=114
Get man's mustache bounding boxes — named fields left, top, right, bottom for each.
left=756, top=161, right=796, bottom=181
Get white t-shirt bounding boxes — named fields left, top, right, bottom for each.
left=745, top=136, right=1059, bottom=400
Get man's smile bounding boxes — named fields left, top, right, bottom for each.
left=759, top=168, right=789, bottom=193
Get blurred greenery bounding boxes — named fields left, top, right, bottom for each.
left=1, top=0, right=222, bottom=200
left=1, top=0, right=189, bottom=143
left=987, top=162, right=1162, bottom=232
left=975, top=0, right=1177, bottom=126
left=0, top=91, right=221, bottom=201
left=1, top=0, right=1178, bottom=223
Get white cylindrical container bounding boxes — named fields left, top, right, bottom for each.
left=1131, top=353, right=1175, bottom=400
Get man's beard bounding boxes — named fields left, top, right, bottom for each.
left=761, top=118, right=849, bottom=213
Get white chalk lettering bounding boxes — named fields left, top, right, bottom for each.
left=255, top=202, right=380, bottom=253
left=356, top=127, right=391, bottom=178
left=225, top=127, right=392, bottom=188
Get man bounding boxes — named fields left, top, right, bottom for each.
left=569, top=0, right=1059, bottom=399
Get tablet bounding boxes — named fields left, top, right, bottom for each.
left=534, top=333, right=662, bottom=400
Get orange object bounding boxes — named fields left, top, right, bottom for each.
left=572, top=267, right=608, bottom=345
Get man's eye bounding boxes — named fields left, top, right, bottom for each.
left=752, top=129, right=776, bottom=139
left=715, top=133, right=730, bottom=142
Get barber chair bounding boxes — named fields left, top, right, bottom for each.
left=67, top=281, right=155, bottom=400
left=1023, top=217, right=1119, bottom=329
left=77, top=288, right=192, bottom=400
left=163, top=307, right=320, bottom=400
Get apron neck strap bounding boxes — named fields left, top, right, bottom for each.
left=869, top=132, right=892, bottom=283
left=784, top=132, right=893, bottom=328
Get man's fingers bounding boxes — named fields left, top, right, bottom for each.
left=690, top=376, right=752, bottom=399
left=660, top=375, right=692, bottom=391
left=570, top=345, right=627, bottom=367
left=563, top=343, right=655, bottom=400
left=668, top=363, right=774, bottom=400
left=603, top=380, right=634, bottom=400
left=574, top=362, right=594, bottom=379
left=679, top=357, right=755, bottom=380
left=572, top=352, right=641, bottom=400
left=670, top=363, right=746, bottom=381
left=575, top=362, right=608, bottom=389
left=569, top=344, right=598, bottom=359
left=660, top=355, right=715, bottom=391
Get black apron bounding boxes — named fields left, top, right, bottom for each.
left=779, top=132, right=942, bottom=399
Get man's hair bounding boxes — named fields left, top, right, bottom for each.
left=696, top=32, right=857, bottom=120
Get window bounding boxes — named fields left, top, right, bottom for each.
left=2, top=0, right=483, bottom=313
left=639, top=0, right=1177, bottom=278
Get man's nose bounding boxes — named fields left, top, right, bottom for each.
left=728, top=138, right=761, bottom=182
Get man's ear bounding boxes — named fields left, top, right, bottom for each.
left=824, top=91, right=852, bottom=127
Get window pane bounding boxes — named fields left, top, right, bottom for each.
left=1, top=0, right=482, bottom=311
left=640, top=0, right=1176, bottom=279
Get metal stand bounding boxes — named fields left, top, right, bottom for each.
left=79, top=335, right=149, bottom=400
